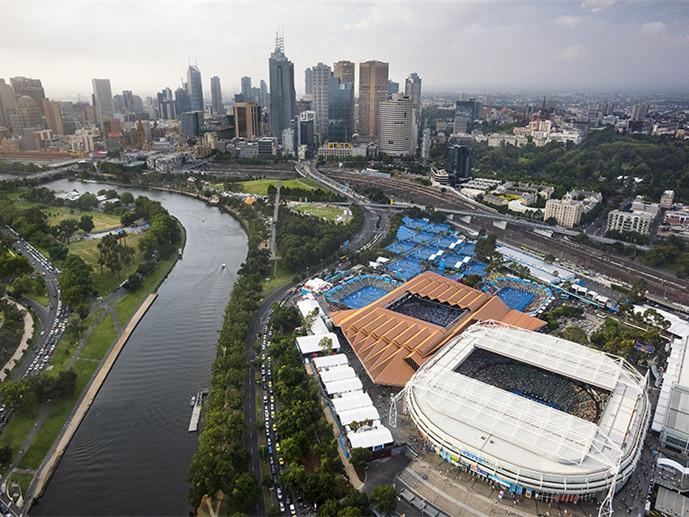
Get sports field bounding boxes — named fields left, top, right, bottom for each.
left=292, top=203, right=350, bottom=222
left=235, top=178, right=321, bottom=196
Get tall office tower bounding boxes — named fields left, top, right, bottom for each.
left=181, top=111, right=203, bottom=138
left=421, top=127, right=431, bottom=161
left=157, top=88, right=176, bottom=119
left=122, top=90, right=134, bottom=112
left=92, top=78, right=115, bottom=129
left=358, top=60, right=388, bottom=138
left=259, top=80, right=268, bottom=108
left=269, top=34, right=296, bottom=143
left=378, top=93, right=415, bottom=156
left=210, top=76, right=224, bottom=115
left=186, top=65, right=204, bottom=112
left=112, top=94, right=125, bottom=114
left=43, top=99, right=64, bottom=135
left=304, top=68, right=313, bottom=96
left=333, top=61, right=355, bottom=86
left=328, top=78, right=353, bottom=143
left=298, top=110, right=316, bottom=150
left=630, top=102, right=649, bottom=121
left=132, top=95, right=144, bottom=113
left=10, top=77, right=46, bottom=113
left=454, top=99, right=479, bottom=133
left=14, top=96, right=43, bottom=129
left=311, top=63, right=332, bottom=143
left=233, top=102, right=261, bottom=139
left=241, top=76, right=252, bottom=100
left=0, top=79, right=16, bottom=129
left=175, top=87, right=191, bottom=118
left=333, top=60, right=355, bottom=139
left=446, top=144, right=472, bottom=185
left=388, top=80, right=399, bottom=95
left=250, top=87, right=261, bottom=104
left=404, top=73, right=422, bottom=114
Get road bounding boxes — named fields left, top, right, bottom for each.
left=312, top=167, right=689, bottom=308
left=243, top=183, right=387, bottom=515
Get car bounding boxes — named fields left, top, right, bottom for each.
left=275, top=442, right=281, bottom=452
left=289, top=503, right=296, bottom=515
left=267, top=438, right=272, bottom=446
left=279, top=502, right=285, bottom=513
left=279, top=456, right=285, bottom=466
left=276, top=488, right=283, bottom=500
left=268, top=446, right=273, bottom=455
left=272, top=423, right=277, bottom=432
left=270, top=403, right=275, bottom=411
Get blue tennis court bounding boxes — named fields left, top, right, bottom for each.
left=402, top=217, right=427, bottom=229
left=386, top=258, right=425, bottom=281
left=341, top=286, right=391, bottom=309
left=462, top=260, right=488, bottom=277
left=497, top=287, right=536, bottom=312
left=411, top=246, right=440, bottom=261
left=456, top=242, right=476, bottom=256
left=409, top=231, right=435, bottom=244
left=396, top=225, right=418, bottom=241
left=433, top=235, right=457, bottom=249
left=385, top=241, right=415, bottom=255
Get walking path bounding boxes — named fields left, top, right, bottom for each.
left=0, top=298, right=34, bottom=382
left=26, top=292, right=158, bottom=509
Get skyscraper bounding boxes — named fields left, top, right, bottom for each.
left=454, top=99, right=479, bottom=133
left=269, top=34, right=296, bottom=143
left=157, top=88, right=176, bottom=120
left=404, top=73, right=422, bottom=114
left=210, top=76, right=224, bottom=115
left=358, top=60, right=388, bottom=138
left=388, top=80, right=399, bottom=95
left=122, top=90, right=134, bottom=112
left=181, top=111, right=203, bottom=138
left=241, top=76, right=252, bottom=100
left=259, top=80, right=269, bottom=109
left=92, top=78, right=114, bottom=129
left=333, top=61, right=355, bottom=140
left=328, top=79, right=353, bottom=143
left=333, top=61, right=355, bottom=86
left=234, top=102, right=261, bottom=139
left=304, top=68, right=313, bottom=96
left=186, top=65, right=204, bottom=112
left=175, top=87, right=191, bottom=119
left=446, top=145, right=472, bottom=185
left=43, top=99, right=64, bottom=135
left=10, top=77, right=45, bottom=113
left=312, top=63, right=332, bottom=143
left=0, top=79, right=16, bottom=129
left=378, top=93, right=415, bottom=156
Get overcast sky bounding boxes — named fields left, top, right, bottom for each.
left=2, top=0, right=689, bottom=100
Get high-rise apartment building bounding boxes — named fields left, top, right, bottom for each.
left=269, top=35, right=296, bottom=143
left=157, top=88, right=176, bottom=120
left=186, top=65, right=204, bottom=112
left=14, top=96, right=43, bottom=129
left=311, top=63, right=332, bottom=143
left=241, top=76, right=252, bottom=100
left=10, top=77, right=46, bottom=113
left=304, top=68, right=313, bottom=96
left=446, top=145, right=472, bottom=185
left=358, top=60, right=388, bottom=138
left=378, top=93, right=414, bottom=156
left=234, top=102, right=261, bottom=139
left=404, top=73, right=422, bottom=114
left=630, top=103, right=649, bottom=121
left=544, top=199, right=583, bottom=229
left=210, top=76, right=224, bottom=115
left=43, top=99, right=64, bottom=135
left=92, top=78, right=115, bottom=129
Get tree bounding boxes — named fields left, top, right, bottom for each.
left=54, top=218, right=79, bottom=243
left=228, top=472, right=260, bottom=513
left=78, top=215, right=94, bottom=233
left=319, top=336, right=333, bottom=354
left=349, top=448, right=371, bottom=477
left=120, top=192, right=135, bottom=205
left=475, top=234, right=497, bottom=262
left=0, top=443, right=11, bottom=466
left=60, top=255, right=94, bottom=309
left=371, top=484, right=397, bottom=515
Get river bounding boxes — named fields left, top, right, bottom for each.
left=32, top=179, right=248, bottom=516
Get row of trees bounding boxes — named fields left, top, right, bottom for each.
left=0, top=300, right=25, bottom=369
left=187, top=197, right=271, bottom=512
left=0, top=369, right=77, bottom=412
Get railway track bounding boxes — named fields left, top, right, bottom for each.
left=321, top=169, right=689, bottom=307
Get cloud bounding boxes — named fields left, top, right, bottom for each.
left=581, top=0, right=616, bottom=12
left=641, top=21, right=668, bottom=36
left=556, top=15, right=582, bottom=27
left=559, top=45, right=586, bottom=61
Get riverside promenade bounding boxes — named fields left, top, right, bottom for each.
left=26, top=292, right=158, bottom=509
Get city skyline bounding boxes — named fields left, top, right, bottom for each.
left=2, top=1, right=689, bottom=99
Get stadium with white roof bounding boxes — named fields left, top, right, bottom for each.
left=405, top=322, right=650, bottom=502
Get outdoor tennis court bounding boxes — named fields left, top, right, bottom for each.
left=341, top=286, right=391, bottom=309
left=497, top=287, right=536, bottom=312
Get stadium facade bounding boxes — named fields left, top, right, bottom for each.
left=331, top=271, right=545, bottom=386
left=405, top=323, right=650, bottom=502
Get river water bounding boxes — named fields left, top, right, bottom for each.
left=32, top=179, right=248, bottom=516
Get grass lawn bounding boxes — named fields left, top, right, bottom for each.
left=25, top=288, right=49, bottom=307
left=292, top=203, right=349, bottom=222
left=42, top=206, right=122, bottom=233
left=19, top=358, right=98, bottom=470
left=7, top=471, right=33, bottom=499
left=79, top=313, right=117, bottom=361
left=69, top=232, right=145, bottom=296
left=115, top=253, right=177, bottom=324
left=0, top=403, right=40, bottom=454
left=235, top=178, right=321, bottom=196
left=260, top=268, right=293, bottom=299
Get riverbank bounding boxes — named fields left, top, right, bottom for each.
left=0, top=298, right=34, bottom=382
left=26, top=292, right=159, bottom=509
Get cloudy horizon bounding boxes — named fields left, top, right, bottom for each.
left=2, top=0, right=689, bottom=100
